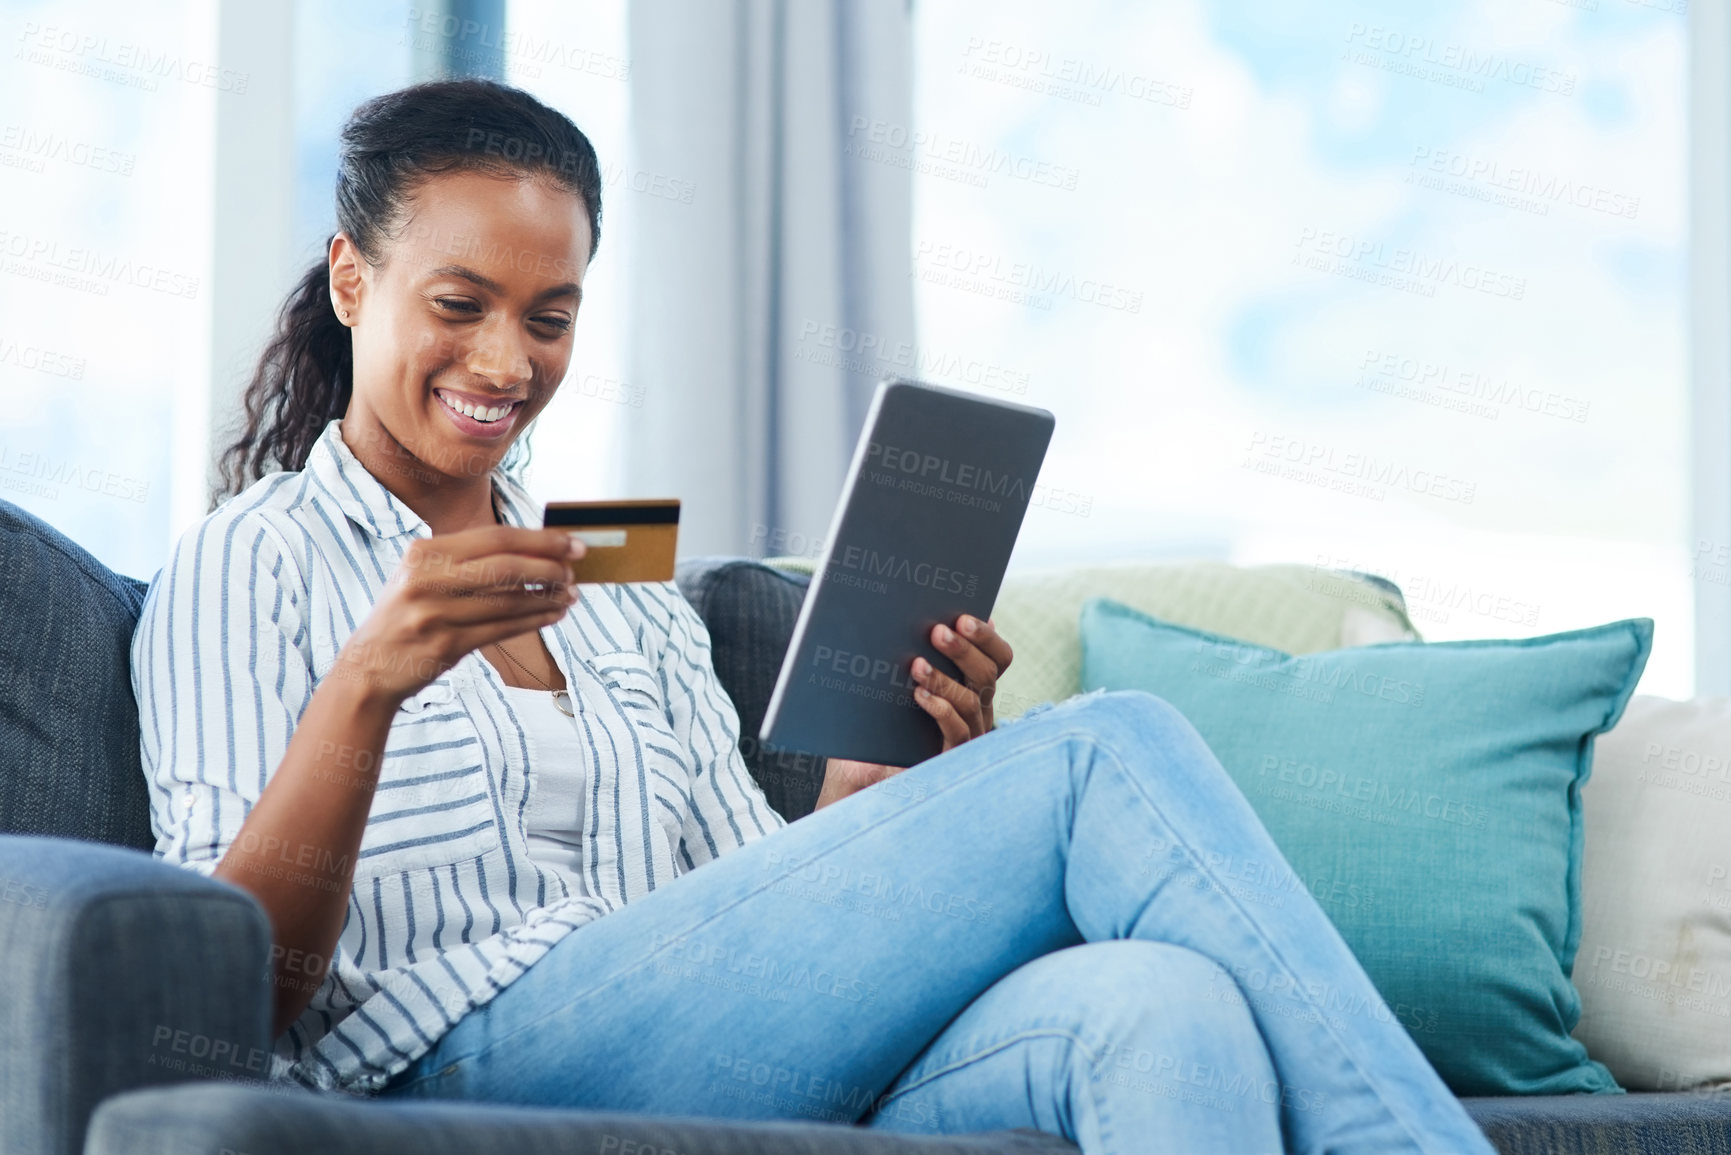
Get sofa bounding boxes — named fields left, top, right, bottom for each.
left=2, top=495, right=1730, bottom=1155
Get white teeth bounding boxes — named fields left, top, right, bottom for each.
left=438, top=392, right=514, bottom=424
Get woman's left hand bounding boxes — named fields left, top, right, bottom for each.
left=911, top=613, right=1013, bottom=747
left=814, top=614, right=1013, bottom=810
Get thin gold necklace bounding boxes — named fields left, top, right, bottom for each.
left=486, top=497, right=575, bottom=717
left=491, top=638, right=576, bottom=717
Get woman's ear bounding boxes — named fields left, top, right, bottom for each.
left=328, top=233, right=364, bottom=327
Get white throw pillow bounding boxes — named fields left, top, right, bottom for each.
left=1573, top=694, right=1731, bottom=1091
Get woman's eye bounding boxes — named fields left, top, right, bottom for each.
left=531, top=316, right=573, bottom=335
left=434, top=297, right=482, bottom=316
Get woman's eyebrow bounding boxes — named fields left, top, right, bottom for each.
left=426, top=263, right=579, bottom=301
left=426, top=264, right=503, bottom=293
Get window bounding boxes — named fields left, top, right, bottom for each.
left=911, top=1, right=1689, bottom=694
left=501, top=0, right=634, bottom=503
left=0, top=1, right=214, bottom=579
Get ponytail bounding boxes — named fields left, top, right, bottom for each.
left=214, top=252, right=352, bottom=505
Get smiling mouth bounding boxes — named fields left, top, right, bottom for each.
left=434, top=388, right=523, bottom=425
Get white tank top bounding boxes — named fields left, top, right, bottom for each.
left=500, top=683, right=589, bottom=898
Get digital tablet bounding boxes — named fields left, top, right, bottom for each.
left=759, top=379, right=1055, bottom=767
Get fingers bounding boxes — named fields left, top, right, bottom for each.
left=913, top=659, right=984, bottom=747
left=938, top=615, right=1013, bottom=677
left=398, top=549, right=576, bottom=597
left=436, top=584, right=576, bottom=627
left=452, top=553, right=576, bottom=594
left=914, top=680, right=975, bottom=750
left=414, top=525, right=583, bottom=566
left=398, top=529, right=585, bottom=591
left=449, top=600, right=573, bottom=659
left=929, top=619, right=1004, bottom=692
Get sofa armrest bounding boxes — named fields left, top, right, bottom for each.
left=0, top=835, right=271, bottom=1155
left=87, top=1083, right=1083, bottom=1155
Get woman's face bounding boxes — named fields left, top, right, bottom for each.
left=331, top=168, right=592, bottom=487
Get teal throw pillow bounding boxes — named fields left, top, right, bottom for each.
left=1078, top=597, right=1651, bottom=1096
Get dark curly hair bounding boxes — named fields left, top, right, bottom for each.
left=214, top=78, right=603, bottom=504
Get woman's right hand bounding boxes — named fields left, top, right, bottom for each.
left=333, top=526, right=584, bottom=704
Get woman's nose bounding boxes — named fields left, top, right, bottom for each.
left=466, top=317, right=532, bottom=387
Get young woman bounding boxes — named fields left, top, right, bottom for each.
left=133, top=79, right=1491, bottom=1155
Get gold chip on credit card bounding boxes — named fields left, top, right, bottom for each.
left=543, top=500, right=680, bottom=584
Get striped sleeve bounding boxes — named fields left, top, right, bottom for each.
left=633, top=584, right=784, bottom=866
left=131, top=504, right=313, bottom=876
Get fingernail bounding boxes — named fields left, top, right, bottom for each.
left=567, top=536, right=585, bottom=558
left=936, top=624, right=953, bottom=643
left=960, top=616, right=977, bottom=636
left=915, top=687, right=928, bottom=701
left=912, top=658, right=929, bottom=678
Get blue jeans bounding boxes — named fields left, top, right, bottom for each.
left=383, top=691, right=1491, bottom=1155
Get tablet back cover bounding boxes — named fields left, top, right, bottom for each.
left=759, top=379, right=1055, bottom=767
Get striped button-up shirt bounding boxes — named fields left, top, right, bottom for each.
left=131, top=419, right=784, bottom=1093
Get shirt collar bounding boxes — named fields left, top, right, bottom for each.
left=305, top=419, right=536, bottom=540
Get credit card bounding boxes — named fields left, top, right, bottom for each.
left=543, top=499, right=680, bottom=584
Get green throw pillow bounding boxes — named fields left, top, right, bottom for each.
left=1078, top=597, right=1652, bottom=1096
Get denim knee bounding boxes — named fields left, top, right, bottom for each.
left=1041, top=689, right=1201, bottom=759
left=1049, top=942, right=1272, bottom=1086
left=1018, top=940, right=1256, bottom=1040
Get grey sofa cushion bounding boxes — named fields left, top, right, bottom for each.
left=85, top=1082, right=1081, bottom=1154
left=0, top=835, right=272, bottom=1155
left=676, top=557, right=826, bottom=822
left=0, top=499, right=153, bottom=849
left=1463, top=1091, right=1731, bottom=1154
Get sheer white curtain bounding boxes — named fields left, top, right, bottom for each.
left=624, top=0, right=917, bottom=557
left=1693, top=0, right=1731, bottom=694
